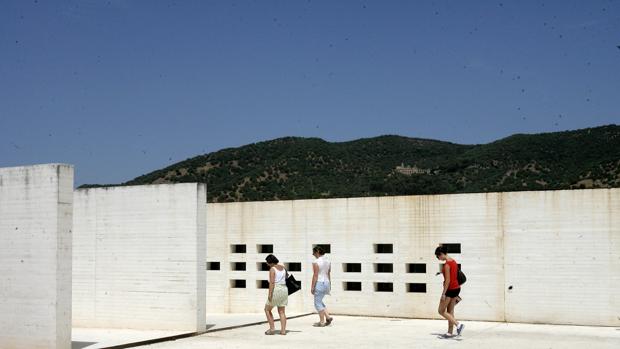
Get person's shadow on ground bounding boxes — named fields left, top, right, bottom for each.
left=430, top=332, right=464, bottom=341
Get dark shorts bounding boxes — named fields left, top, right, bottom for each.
left=445, top=288, right=461, bottom=298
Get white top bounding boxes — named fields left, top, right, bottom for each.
left=313, top=256, right=331, bottom=283
left=272, top=266, right=286, bottom=285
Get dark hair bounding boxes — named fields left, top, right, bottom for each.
left=435, top=245, right=447, bottom=257
left=312, top=245, right=325, bottom=256
left=265, top=254, right=279, bottom=265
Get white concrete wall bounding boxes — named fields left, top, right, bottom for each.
left=503, top=189, right=620, bottom=326
left=73, top=183, right=206, bottom=332
left=206, top=189, right=620, bottom=326
left=0, top=164, right=74, bottom=349
left=206, top=193, right=505, bottom=321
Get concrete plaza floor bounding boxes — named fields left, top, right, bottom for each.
left=72, top=328, right=186, bottom=349
left=72, top=313, right=311, bottom=348
left=136, top=314, right=620, bottom=349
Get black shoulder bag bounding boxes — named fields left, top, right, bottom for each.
left=457, top=265, right=467, bottom=285
left=285, top=270, right=302, bottom=295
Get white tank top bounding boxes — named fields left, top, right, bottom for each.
left=272, top=266, right=286, bottom=285
left=313, top=256, right=331, bottom=282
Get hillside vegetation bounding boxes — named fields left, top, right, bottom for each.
left=80, top=125, right=620, bottom=202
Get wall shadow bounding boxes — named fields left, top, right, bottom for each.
left=72, top=341, right=97, bottom=349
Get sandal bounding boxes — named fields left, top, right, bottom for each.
left=326, top=317, right=334, bottom=325
left=280, top=331, right=287, bottom=335
left=264, top=329, right=277, bottom=335
left=313, top=322, right=326, bottom=327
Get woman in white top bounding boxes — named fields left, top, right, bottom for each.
left=264, top=254, right=288, bottom=335
left=311, top=245, right=333, bottom=327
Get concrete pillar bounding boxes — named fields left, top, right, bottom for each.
left=0, top=164, right=74, bottom=349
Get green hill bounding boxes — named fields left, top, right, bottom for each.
left=80, top=125, right=620, bottom=202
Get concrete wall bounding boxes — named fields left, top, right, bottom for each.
left=206, top=193, right=505, bottom=321
left=0, top=164, right=74, bottom=349
left=503, top=189, right=620, bottom=326
left=73, top=183, right=206, bottom=332
left=206, top=189, right=620, bottom=326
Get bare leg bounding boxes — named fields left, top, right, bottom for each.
left=318, top=310, right=326, bottom=323
left=277, top=307, right=287, bottom=334
left=447, top=298, right=457, bottom=334
left=438, top=297, right=459, bottom=331
left=325, top=308, right=334, bottom=325
left=264, top=305, right=275, bottom=331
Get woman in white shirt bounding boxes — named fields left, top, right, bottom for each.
left=264, top=254, right=288, bottom=335
left=311, top=245, right=333, bottom=327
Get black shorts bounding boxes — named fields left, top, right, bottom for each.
left=445, top=288, right=461, bottom=298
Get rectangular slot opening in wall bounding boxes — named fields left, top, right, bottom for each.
left=407, top=263, right=426, bottom=273
left=374, top=243, right=393, bottom=253
left=230, top=244, right=247, bottom=253
left=438, top=263, right=461, bottom=273
left=440, top=243, right=461, bottom=254
left=257, top=262, right=270, bottom=271
left=407, top=283, right=427, bottom=293
left=206, top=262, right=220, bottom=270
left=257, top=280, right=269, bottom=289
left=230, top=279, right=246, bottom=288
left=374, top=282, right=393, bottom=292
left=230, top=262, right=246, bottom=271
left=343, top=263, right=362, bottom=273
left=286, top=262, right=302, bottom=272
left=374, top=263, right=393, bottom=273
left=257, top=244, right=273, bottom=254
left=343, top=281, right=362, bottom=291
left=312, top=244, right=331, bottom=254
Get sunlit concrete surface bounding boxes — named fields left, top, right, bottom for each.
left=140, top=315, right=620, bottom=349
left=72, top=183, right=207, bottom=331
left=71, top=328, right=187, bottom=349
left=205, top=312, right=312, bottom=331
left=0, top=164, right=74, bottom=349
left=70, top=313, right=309, bottom=348
left=206, top=188, right=620, bottom=326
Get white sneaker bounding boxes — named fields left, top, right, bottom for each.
left=457, top=323, right=465, bottom=336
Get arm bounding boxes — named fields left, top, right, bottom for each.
left=327, top=264, right=332, bottom=294
left=268, top=268, right=275, bottom=302
left=311, top=262, right=319, bottom=295
left=441, top=264, right=451, bottom=299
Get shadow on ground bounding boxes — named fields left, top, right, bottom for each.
left=430, top=333, right=464, bottom=341
left=72, top=341, right=97, bottom=349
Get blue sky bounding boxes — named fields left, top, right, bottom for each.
left=1, top=0, right=619, bottom=186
